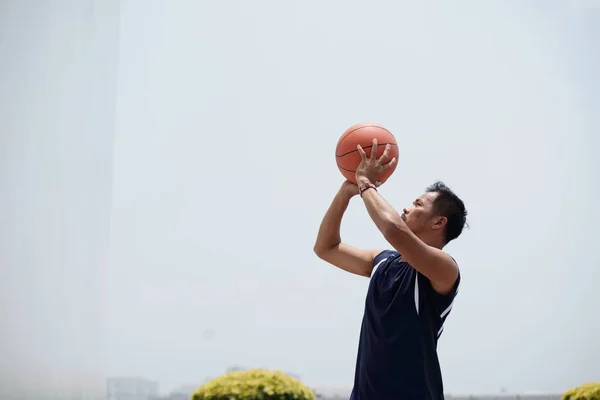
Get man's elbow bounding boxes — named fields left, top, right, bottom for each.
left=314, top=239, right=341, bottom=258
left=313, top=245, right=324, bottom=258
left=313, top=244, right=332, bottom=259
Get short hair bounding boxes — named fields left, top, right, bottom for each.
left=425, top=181, right=468, bottom=244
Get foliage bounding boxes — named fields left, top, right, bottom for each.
left=191, top=368, right=316, bottom=400
left=562, top=382, right=600, bottom=400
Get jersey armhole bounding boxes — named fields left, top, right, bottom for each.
left=373, top=250, right=390, bottom=266
left=450, top=269, right=461, bottom=296
left=371, top=250, right=396, bottom=275
left=445, top=255, right=461, bottom=297
left=430, top=267, right=461, bottom=302
left=450, top=256, right=461, bottom=296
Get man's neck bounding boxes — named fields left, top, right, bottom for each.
left=417, top=233, right=445, bottom=250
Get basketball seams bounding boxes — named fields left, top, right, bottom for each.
left=335, top=125, right=394, bottom=157
left=337, top=125, right=378, bottom=146
left=337, top=144, right=398, bottom=173
left=336, top=164, right=356, bottom=173
left=336, top=143, right=398, bottom=158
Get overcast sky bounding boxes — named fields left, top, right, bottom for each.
left=2, top=0, right=599, bottom=398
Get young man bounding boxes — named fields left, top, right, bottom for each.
left=314, top=140, right=467, bottom=400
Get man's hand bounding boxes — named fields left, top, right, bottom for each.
left=355, top=139, right=396, bottom=186
left=340, top=180, right=359, bottom=199
left=340, top=179, right=383, bottom=199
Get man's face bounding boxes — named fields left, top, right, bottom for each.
left=401, top=191, right=439, bottom=234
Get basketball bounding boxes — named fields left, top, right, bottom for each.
left=335, top=123, right=399, bottom=184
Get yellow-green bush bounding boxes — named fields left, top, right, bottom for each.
left=191, top=368, right=316, bottom=400
left=562, top=382, right=600, bottom=400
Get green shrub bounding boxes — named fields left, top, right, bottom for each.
left=191, top=368, right=316, bottom=400
left=562, top=382, right=600, bottom=400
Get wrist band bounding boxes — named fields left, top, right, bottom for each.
left=359, top=182, right=377, bottom=197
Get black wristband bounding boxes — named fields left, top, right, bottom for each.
left=359, top=182, right=377, bottom=197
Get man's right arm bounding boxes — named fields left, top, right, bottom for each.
left=313, top=182, right=382, bottom=278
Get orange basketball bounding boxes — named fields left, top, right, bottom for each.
left=335, top=123, right=399, bottom=184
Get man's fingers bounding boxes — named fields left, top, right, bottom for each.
left=357, top=145, right=367, bottom=160
left=370, top=139, right=378, bottom=160
left=382, top=157, right=397, bottom=170
left=377, top=144, right=391, bottom=165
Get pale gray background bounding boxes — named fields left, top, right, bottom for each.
left=1, top=1, right=119, bottom=399
left=1, top=0, right=599, bottom=398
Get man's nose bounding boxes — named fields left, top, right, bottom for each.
left=403, top=208, right=409, bottom=214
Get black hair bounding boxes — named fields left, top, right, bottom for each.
left=425, top=181, right=468, bottom=244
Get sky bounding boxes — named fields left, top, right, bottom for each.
left=1, top=0, right=599, bottom=398
left=108, top=0, right=600, bottom=394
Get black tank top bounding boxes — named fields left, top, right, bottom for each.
left=349, top=250, right=460, bottom=400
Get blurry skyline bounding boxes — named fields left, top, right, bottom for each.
left=2, top=0, right=599, bottom=398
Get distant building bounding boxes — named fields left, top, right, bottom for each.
left=107, top=377, right=159, bottom=400
left=160, top=384, right=198, bottom=397
left=150, top=393, right=188, bottom=400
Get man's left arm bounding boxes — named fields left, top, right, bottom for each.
left=359, top=183, right=458, bottom=295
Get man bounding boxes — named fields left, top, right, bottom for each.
left=314, top=139, right=467, bottom=400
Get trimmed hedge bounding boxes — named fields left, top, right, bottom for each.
left=562, top=382, right=600, bottom=400
left=191, top=368, right=316, bottom=400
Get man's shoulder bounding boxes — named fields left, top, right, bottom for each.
left=421, top=252, right=461, bottom=297
left=402, top=249, right=460, bottom=289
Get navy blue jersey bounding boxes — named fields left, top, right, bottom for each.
left=349, top=250, right=460, bottom=400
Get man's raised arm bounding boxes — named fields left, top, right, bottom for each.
left=314, top=181, right=382, bottom=277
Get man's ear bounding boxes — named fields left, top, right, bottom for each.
left=432, top=216, right=447, bottom=231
